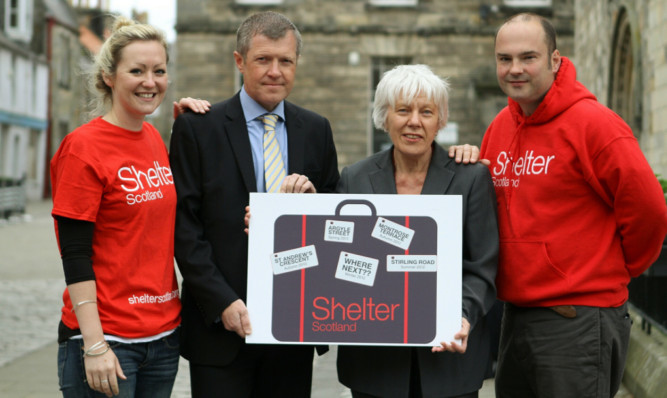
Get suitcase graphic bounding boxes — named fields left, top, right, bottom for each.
left=271, top=199, right=438, bottom=344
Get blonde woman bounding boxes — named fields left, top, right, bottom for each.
left=51, top=17, right=208, bottom=397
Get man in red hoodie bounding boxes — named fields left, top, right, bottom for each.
left=457, top=13, right=667, bottom=397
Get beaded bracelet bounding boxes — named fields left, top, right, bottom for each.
left=71, top=300, right=97, bottom=312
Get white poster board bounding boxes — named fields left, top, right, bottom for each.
left=246, top=193, right=462, bottom=346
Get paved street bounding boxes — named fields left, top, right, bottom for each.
left=1, top=200, right=638, bottom=398
left=0, top=199, right=493, bottom=397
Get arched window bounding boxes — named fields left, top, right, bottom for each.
left=609, top=8, right=641, bottom=137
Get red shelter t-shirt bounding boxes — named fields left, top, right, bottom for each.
left=51, top=117, right=180, bottom=338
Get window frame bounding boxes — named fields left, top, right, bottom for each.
left=4, top=0, right=33, bottom=42
left=235, top=0, right=283, bottom=5
left=368, top=0, right=418, bottom=7
left=503, top=0, right=552, bottom=7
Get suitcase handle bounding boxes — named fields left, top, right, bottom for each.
left=335, top=199, right=377, bottom=217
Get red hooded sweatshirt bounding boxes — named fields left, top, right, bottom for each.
left=481, top=57, right=667, bottom=308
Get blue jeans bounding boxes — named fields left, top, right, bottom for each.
left=58, top=329, right=180, bottom=398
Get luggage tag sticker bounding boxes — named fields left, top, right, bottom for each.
left=323, top=220, right=355, bottom=243
left=371, top=217, right=415, bottom=250
left=335, top=251, right=379, bottom=287
left=387, top=255, right=438, bottom=272
left=271, top=245, right=319, bottom=275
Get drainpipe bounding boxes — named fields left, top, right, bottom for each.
left=43, top=16, right=55, bottom=199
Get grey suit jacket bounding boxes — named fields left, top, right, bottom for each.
left=336, top=144, right=498, bottom=397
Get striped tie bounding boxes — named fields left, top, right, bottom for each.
left=261, top=114, right=286, bottom=192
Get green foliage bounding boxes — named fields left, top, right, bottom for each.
left=660, top=177, right=667, bottom=193
left=658, top=175, right=667, bottom=204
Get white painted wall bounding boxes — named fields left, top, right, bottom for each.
left=0, top=48, right=48, bottom=200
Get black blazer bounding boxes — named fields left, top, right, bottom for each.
left=169, top=93, right=339, bottom=366
left=336, top=144, right=498, bottom=397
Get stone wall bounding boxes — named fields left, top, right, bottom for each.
left=642, top=0, right=667, bottom=175
left=574, top=0, right=667, bottom=176
left=174, top=0, right=574, bottom=167
left=48, top=23, right=88, bottom=156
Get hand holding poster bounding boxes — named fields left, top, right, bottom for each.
left=246, top=193, right=462, bottom=346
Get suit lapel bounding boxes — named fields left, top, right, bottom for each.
left=421, top=145, right=455, bottom=194
left=224, top=94, right=257, bottom=193
left=284, top=102, right=305, bottom=174
left=370, top=149, right=398, bottom=194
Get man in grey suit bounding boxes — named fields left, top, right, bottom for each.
left=169, top=11, right=339, bottom=397
left=336, top=64, right=498, bottom=398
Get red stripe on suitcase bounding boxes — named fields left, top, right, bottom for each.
left=300, top=214, right=307, bottom=342
left=404, top=216, right=410, bottom=344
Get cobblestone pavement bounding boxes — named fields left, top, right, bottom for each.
left=0, top=201, right=64, bottom=369
left=0, top=279, right=64, bottom=368
left=0, top=200, right=498, bottom=397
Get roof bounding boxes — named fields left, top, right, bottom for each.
left=42, top=0, right=79, bottom=31
left=79, top=25, right=103, bottom=55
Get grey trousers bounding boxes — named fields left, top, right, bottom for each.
left=495, top=303, right=631, bottom=398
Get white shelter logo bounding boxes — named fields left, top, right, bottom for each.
left=117, top=161, right=173, bottom=205
left=492, top=150, right=556, bottom=188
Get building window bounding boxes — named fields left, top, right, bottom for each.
left=369, top=57, right=411, bottom=155
left=11, top=133, right=21, bottom=179
left=27, top=128, right=39, bottom=181
left=235, top=0, right=283, bottom=5
left=503, top=0, right=552, bottom=7
left=4, top=0, right=33, bottom=42
left=57, top=34, right=71, bottom=89
left=0, top=124, right=5, bottom=172
left=57, top=121, right=69, bottom=152
left=369, top=0, right=417, bottom=7
left=69, top=0, right=110, bottom=7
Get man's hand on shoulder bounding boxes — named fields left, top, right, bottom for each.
left=448, top=144, right=490, bottom=166
left=172, top=97, right=211, bottom=119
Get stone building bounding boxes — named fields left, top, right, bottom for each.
left=1, top=0, right=50, bottom=212
left=574, top=0, right=666, bottom=177
left=65, top=3, right=178, bottom=149
left=173, top=0, right=574, bottom=167
left=0, top=0, right=86, bottom=209
left=44, top=0, right=87, bottom=197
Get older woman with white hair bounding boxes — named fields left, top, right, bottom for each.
left=336, top=64, right=499, bottom=398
